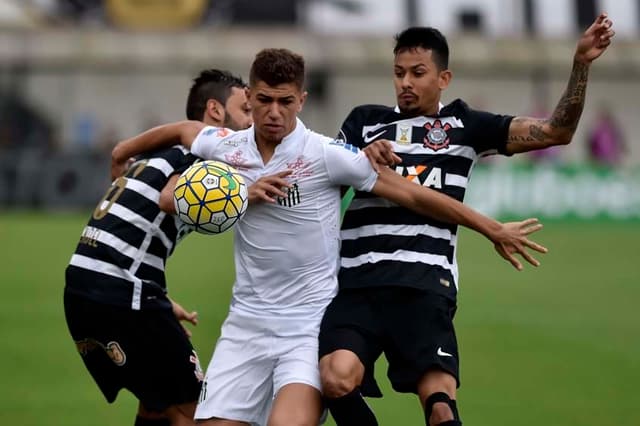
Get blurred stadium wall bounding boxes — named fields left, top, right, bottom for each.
left=1, top=0, right=638, bottom=217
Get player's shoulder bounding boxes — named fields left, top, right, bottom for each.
left=439, top=98, right=471, bottom=116
left=141, top=144, right=190, bottom=162
left=348, top=104, right=397, bottom=121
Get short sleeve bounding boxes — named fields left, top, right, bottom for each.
left=323, top=141, right=378, bottom=192
left=465, top=105, right=514, bottom=155
left=190, top=126, right=228, bottom=160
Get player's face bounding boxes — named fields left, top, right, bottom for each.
left=249, top=80, right=307, bottom=144
left=393, top=47, right=451, bottom=116
left=223, top=87, right=253, bottom=131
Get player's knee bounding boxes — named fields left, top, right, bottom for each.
left=423, top=392, right=460, bottom=426
left=320, top=352, right=362, bottom=398
left=268, top=410, right=319, bottom=426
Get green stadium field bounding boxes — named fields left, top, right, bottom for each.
left=1, top=212, right=638, bottom=425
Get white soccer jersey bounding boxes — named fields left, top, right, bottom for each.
left=191, top=119, right=378, bottom=321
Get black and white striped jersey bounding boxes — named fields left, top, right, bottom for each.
left=65, top=146, right=197, bottom=310
left=338, top=99, right=513, bottom=297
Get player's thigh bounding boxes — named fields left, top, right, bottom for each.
left=195, top=312, right=274, bottom=425
left=382, top=289, right=460, bottom=394
left=268, top=383, right=323, bottom=426
left=318, top=289, right=384, bottom=397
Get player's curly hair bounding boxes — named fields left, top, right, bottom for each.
left=186, top=69, right=247, bottom=120
left=249, top=48, right=305, bottom=90
left=394, top=27, right=449, bottom=71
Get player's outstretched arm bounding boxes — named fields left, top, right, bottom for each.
left=372, top=167, right=547, bottom=269
left=505, top=12, right=615, bottom=155
left=111, top=120, right=205, bottom=180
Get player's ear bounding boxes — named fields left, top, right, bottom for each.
left=298, top=91, right=308, bottom=112
left=206, top=99, right=225, bottom=125
left=438, top=69, right=452, bottom=91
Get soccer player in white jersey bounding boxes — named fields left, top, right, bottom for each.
left=319, top=14, right=615, bottom=426
left=65, top=69, right=251, bottom=426
left=112, top=48, right=547, bottom=426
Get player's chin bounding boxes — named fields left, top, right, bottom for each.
left=397, top=101, right=420, bottom=115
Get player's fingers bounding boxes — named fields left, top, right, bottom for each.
left=274, top=169, right=293, bottom=178
left=185, top=311, right=198, bottom=326
left=391, top=152, right=403, bottom=164
left=522, top=238, right=548, bottom=254
left=363, top=150, right=381, bottom=172
left=585, top=13, right=607, bottom=34
left=265, top=177, right=292, bottom=189
left=518, top=247, right=541, bottom=267
left=263, top=183, right=288, bottom=198
left=521, top=223, right=543, bottom=235
left=380, top=141, right=397, bottom=165
left=496, top=244, right=522, bottom=271
left=505, top=251, right=523, bottom=271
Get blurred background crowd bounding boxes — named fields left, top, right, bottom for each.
left=0, top=0, right=638, bottom=216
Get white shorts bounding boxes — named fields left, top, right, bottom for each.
left=195, top=309, right=322, bottom=425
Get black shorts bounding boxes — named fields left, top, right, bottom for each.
left=319, top=287, right=459, bottom=397
left=63, top=289, right=202, bottom=412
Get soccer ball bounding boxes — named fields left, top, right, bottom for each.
left=173, top=160, right=248, bottom=234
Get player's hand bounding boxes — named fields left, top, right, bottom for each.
left=575, top=12, right=615, bottom=64
left=110, top=148, right=137, bottom=181
left=248, top=170, right=292, bottom=204
left=170, top=298, right=198, bottom=338
left=363, top=139, right=402, bottom=172
left=492, top=218, right=548, bottom=271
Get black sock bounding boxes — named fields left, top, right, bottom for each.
left=325, top=388, right=378, bottom=426
left=134, top=416, right=170, bottom=426
left=434, top=421, right=461, bottom=426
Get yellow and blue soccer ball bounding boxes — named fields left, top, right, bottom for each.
left=174, top=160, right=248, bottom=234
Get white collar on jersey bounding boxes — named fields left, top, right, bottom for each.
left=394, top=102, right=444, bottom=114
left=250, top=117, right=306, bottom=145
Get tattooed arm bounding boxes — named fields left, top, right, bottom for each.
left=505, top=13, right=615, bottom=155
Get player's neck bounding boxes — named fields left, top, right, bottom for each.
left=255, top=137, right=279, bottom=165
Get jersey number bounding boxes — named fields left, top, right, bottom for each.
left=92, top=160, right=148, bottom=220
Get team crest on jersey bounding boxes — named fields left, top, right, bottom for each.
left=105, top=341, right=127, bottom=366
left=423, top=120, right=451, bottom=151
left=396, top=124, right=413, bottom=145
left=287, top=156, right=313, bottom=178
left=277, top=183, right=301, bottom=207
left=190, top=350, right=204, bottom=381
left=224, top=149, right=249, bottom=170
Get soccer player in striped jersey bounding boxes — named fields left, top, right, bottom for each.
left=318, top=13, right=615, bottom=426
left=64, top=69, right=251, bottom=426
left=111, top=48, right=547, bottom=426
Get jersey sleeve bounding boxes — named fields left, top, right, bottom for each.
left=152, top=145, right=199, bottom=177
left=323, top=141, right=378, bottom=192
left=190, top=126, right=230, bottom=160
left=465, top=105, right=514, bottom=155
left=336, top=107, right=367, bottom=148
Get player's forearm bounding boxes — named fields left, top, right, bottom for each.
left=112, top=121, right=202, bottom=164
left=376, top=168, right=503, bottom=240
left=546, top=59, right=590, bottom=143
left=410, top=187, right=504, bottom=241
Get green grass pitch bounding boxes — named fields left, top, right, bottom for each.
left=1, top=212, right=638, bottom=425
